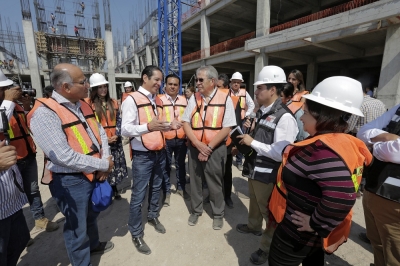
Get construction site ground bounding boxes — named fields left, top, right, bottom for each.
left=18, top=145, right=373, bottom=266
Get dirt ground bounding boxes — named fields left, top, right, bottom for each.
left=18, top=145, right=373, bottom=265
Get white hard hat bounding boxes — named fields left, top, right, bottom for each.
left=124, top=81, right=132, bottom=87
left=0, top=69, right=13, bottom=87
left=230, top=72, right=244, bottom=82
left=302, top=76, right=364, bottom=117
left=89, top=73, right=109, bottom=87
left=254, top=65, right=286, bottom=85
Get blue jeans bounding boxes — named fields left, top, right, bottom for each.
left=50, top=173, right=100, bottom=266
left=165, top=138, right=187, bottom=192
left=17, top=154, right=45, bottom=220
left=0, top=210, right=30, bottom=266
left=128, top=150, right=165, bottom=238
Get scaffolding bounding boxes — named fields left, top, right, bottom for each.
left=53, top=0, right=67, bottom=35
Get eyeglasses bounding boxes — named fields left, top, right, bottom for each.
left=195, top=78, right=205, bottom=83
left=72, top=79, right=89, bottom=85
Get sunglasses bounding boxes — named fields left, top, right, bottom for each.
left=195, top=78, right=205, bottom=83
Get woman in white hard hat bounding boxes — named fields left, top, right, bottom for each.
left=268, top=76, right=373, bottom=266
left=87, top=73, right=128, bottom=199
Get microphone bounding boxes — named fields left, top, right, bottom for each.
left=245, top=112, right=256, bottom=134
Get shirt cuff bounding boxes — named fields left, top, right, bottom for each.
left=138, top=124, right=150, bottom=134
left=98, top=158, right=109, bottom=172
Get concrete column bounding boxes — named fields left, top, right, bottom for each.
left=22, top=20, right=42, bottom=97
left=146, top=45, right=152, bottom=66
left=139, top=29, right=144, bottom=47
left=200, top=12, right=210, bottom=58
left=41, top=58, right=51, bottom=87
left=134, top=54, right=140, bottom=73
left=118, top=51, right=122, bottom=66
left=152, top=48, right=158, bottom=66
left=306, top=62, right=318, bottom=91
left=130, top=38, right=135, bottom=55
left=151, top=17, right=158, bottom=38
left=377, top=24, right=400, bottom=109
left=105, top=30, right=117, bottom=99
left=249, top=70, right=255, bottom=98
left=123, top=46, right=127, bottom=61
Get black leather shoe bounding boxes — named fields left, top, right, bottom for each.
left=132, top=236, right=151, bottom=255
left=148, top=217, right=166, bottom=234
left=225, top=197, right=234, bottom=209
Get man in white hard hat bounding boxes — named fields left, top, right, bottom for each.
left=230, top=72, right=255, bottom=173
left=121, top=81, right=134, bottom=103
left=236, top=65, right=298, bottom=265
left=0, top=69, right=59, bottom=235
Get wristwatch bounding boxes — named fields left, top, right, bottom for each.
left=207, top=145, right=214, bottom=151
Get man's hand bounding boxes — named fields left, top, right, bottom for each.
left=237, top=134, right=254, bottom=146
left=20, top=94, right=32, bottom=111
left=194, top=140, right=212, bottom=156
left=231, top=146, right=239, bottom=156
left=0, top=141, right=17, bottom=171
left=148, top=117, right=171, bottom=132
left=4, top=86, right=22, bottom=102
left=95, top=171, right=108, bottom=182
left=106, top=156, right=114, bottom=172
left=198, top=153, right=208, bottom=162
left=171, top=118, right=182, bottom=130
left=243, top=117, right=255, bottom=132
left=107, top=135, right=118, bottom=144
left=371, top=133, right=399, bottom=143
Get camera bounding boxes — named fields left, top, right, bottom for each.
left=22, top=88, right=36, bottom=97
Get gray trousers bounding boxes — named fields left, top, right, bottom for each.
left=188, top=144, right=226, bottom=218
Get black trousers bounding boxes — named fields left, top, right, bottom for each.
left=268, top=225, right=324, bottom=266
left=223, top=153, right=233, bottom=199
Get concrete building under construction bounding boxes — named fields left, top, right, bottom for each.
left=2, top=0, right=400, bottom=108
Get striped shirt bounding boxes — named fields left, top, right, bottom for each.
left=280, top=141, right=356, bottom=247
left=0, top=165, right=27, bottom=220
left=29, top=91, right=110, bottom=174
left=346, top=95, right=386, bottom=134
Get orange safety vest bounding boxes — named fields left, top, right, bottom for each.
left=85, top=98, right=119, bottom=138
left=158, top=94, right=187, bottom=140
left=292, top=90, right=309, bottom=102
left=190, top=89, right=229, bottom=145
left=230, top=89, right=247, bottom=120
left=269, top=133, right=373, bottom=254
left=0, top=104, right=36, bottom=160
left=27, top=98, right=103, bottom=183
left=128, top=91, right=165, bottom=151
left=121, top=93, right=129, bottom=103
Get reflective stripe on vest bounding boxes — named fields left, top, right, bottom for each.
left=268, top=133, right=373, bottom=254
left=27, top=98, right=102, bottom=183
left=0, top=104, right=36, bottom=159
left=158, top=94, right=187, bottom=140
left=128, top=91, right=165, bottom=150
left=230, top=89, right=246, bottom=120
left=190, top=89, right=228, bottom=145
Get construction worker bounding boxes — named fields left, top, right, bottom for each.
left=121, top=81, right=133, bottom=102
left=27, top=63, right=115, bottom=265
left=358, top=104, right=400, bottom=266
left=182, top=65, right=236, bottom=230
left=158, top=74, right=189, bottom=205
left=74, top=26, right=79, bottom=37
left=216, top=73, right=238, bottom=209
left=0, top=69, right=59, bottom=233
left=229, top=72, right=255, bottom=172
left=235, top=66, right=298, bottom=265
left=267, top=77, right=372, bottom=266
left=50, top=13, right=55, bottom=25
left=121, top=65, right=180, bottom=255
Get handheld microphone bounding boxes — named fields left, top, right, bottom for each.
left=245, top=112, right=256, bottom=134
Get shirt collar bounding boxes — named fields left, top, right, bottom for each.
left=260, top=102, right=274, bottom=114
left=201, top=88, right=217, bottom=102
left=230, top=88, right=240, bottom=96
left=138, top=86, right=156, bottom=101
left=165, top=93, right=179, bottom=103
left=52, top=90, right=81, bottom=109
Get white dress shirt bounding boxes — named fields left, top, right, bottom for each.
left=121, top=86, right=159, bottom=151
left=0, top=100, right=16, bottom=131
left=357, top=104, right=400, bottom=164
left=230, top=89, right=255, bottom=117
left=181, top=88, right=236, bottom=128
left=250, top=102, right=299, bottom=162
